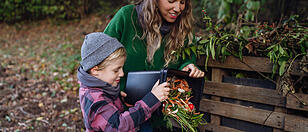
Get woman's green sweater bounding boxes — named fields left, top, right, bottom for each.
left=104, top=5, right=196, bottom=91
left=104, top=4, right=197, bottom=128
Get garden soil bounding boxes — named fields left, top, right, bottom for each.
left=0, top=15, right=112, bottom=131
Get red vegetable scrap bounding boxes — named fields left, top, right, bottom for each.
left=162, top=77, right=206, bottom=132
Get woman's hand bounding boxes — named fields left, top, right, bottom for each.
left=151, top=80, right=170, bottom=102
left=182, top=64, right=204, bottom=78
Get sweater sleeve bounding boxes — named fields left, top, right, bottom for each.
left=82, top=91, right=160, bottom=132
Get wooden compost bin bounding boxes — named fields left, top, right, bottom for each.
left=196, top=56, right=308, bottom=132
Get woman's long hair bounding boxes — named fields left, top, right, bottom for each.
left=136, top=0, right=194, bottom=66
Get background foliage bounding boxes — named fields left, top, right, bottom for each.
left=0, top=0, right=127, bottom=23
left=0, top=0, right=82, bottom=23
left=193, top=0, right=307, bottom=27
left=1, top=0, right=307, bottom=24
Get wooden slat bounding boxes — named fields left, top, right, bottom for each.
left=197, top=56, right=305, bottom=76
left=210, top=68, right=225, bottom=127
left=203, top=81, right=286, bottom=107
left=199, top=99, right=285, bottom=129
left=273, top=76, right=287, bottom=132
left=199, top=123, right=244, bottom=132
left=286, top=93, right=308, bottom=112
left=273, top=107, right=287, bottom=132
left=285, top=114, right=308, bottom=132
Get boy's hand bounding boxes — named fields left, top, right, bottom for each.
left=120, top=91, right=127, bottom=97
left=151, top=80, right=170, bottom=102
left=120, top=91, right=133, bottom=107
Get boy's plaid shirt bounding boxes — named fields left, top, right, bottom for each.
left=79, top=83, right=161, bottom=132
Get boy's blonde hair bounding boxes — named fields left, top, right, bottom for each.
left=96, top=47, right=126, bottom=70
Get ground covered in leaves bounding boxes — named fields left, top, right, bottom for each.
left=0, top=15, right=112, bottom=131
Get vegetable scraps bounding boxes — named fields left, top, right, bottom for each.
left=162, top=77, right=206, bottom=132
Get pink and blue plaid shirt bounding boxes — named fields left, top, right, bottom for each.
left=79, top=83, right=161, bottom=132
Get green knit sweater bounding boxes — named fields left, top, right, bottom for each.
left=104, top=5, right=196, bottom=91
left=104, top=4, right=197, bottom=128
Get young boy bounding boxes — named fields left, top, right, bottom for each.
left=77, top=32, right=170, bottom=132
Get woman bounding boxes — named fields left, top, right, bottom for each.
left=104, top=0, right=204, bottom=88
left=104, top=0, right=204, bottom=130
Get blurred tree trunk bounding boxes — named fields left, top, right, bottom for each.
left=84, top=0, right=89, bottom=14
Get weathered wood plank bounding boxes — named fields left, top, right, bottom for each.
left=199, top=123, right=244, bottom=132
left=197, top=56, right=271, bottom=72
left=273, top=76, right=287, bottom=132
left=197, top=56, right=305, bottom=76
left=199, top=99, right=285, bottom=129
left=210, top=68, right=225, bottom=127
left=273, top=107, right=287, bottom=132
left=285, top=114, right=308, bottom=132
left=203, top=81, right=286, bottom=107
left=286, top=93, right=308, bottom=112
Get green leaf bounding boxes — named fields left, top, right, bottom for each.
left=204, top=46, right=210, bottom=71
left=267, top=51, right=273, bottom=62
left=235, top=73, right=245, bottom=78
left=176, top=51, right=180, bottom=60
left=222, top=46, right=231, bottom=56
left=206, top=44, right=209, bottom=56
left=239, top=42, right=243, bottom=60
left=209, top=37, right=216, bottom=59
left=271, top=63, right=278, bottom=78
left=199, top=39, right=207, bottom=44
left=220, top=34, right=232, bottom=40
left=195, top=37, right=202, bottom=43
left=245, top=11, right=254, bottom=21
left=185, top=48, right=191, bottom=57
left=279, top=45, right=285, bottom=55
left=273, top=45, right=279, bottom=52
left=218, top=1, right=231, bottom=20
left=190, top=45, right=197, bottom=56
left=15, top=0, right=22, bottom=3
left=226, top=0, right=233, bottom=3
left=266, top=44, right=277, bottom=50
left=198, top=50, right=206, bottom=55
left=278, top=57, right=288, bottom=65
left=233, top=0, right=243, bottom=4
left=197, top=45, right=203, bottom=50
left=303, top=40, right=308, bottom=48
left=182, top=51, right=186, bottom=60
left=247, top=1, right=260, bottom=10
left=216, top=44, right=222, bottom=60
left=279, top=61, right=287, bottom=76
left=292, top=33, right=300, bottom=39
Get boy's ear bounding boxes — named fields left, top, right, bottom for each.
left=89, top=66, right=99, bottom=75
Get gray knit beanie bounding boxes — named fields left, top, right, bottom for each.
left=80, top=32, right=124, bottom=71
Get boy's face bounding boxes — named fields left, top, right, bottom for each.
left=92, top=57, right=125, bottom=87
